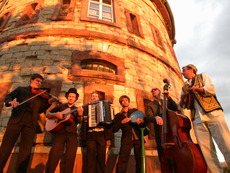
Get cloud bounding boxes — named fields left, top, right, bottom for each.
left=169, top=0, right=230, bottom=129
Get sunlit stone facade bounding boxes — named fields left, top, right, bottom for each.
left=0, top=0, right=183, bottom=172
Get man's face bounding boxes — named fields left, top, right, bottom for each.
left=67, top=93, right=77, bottom=104
left=91, top=93, right=99, bottom=101
left=30, top=78, right=43, bottom=88
left=152, top=88, right=160, bottom=98
left=121, top=98, right=130, bottom=107
left=182, top=67, right=193, bottom=79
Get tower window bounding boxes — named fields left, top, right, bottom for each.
left=88, top=0, right=113, bottom=22
left=150, top=24, right=164, bottom=50
left=80, top=59, right=117, bottom=74
left=52, top=0, right=76, bottom=21
left=16, top=1, right=43, bottom=27
left=80, top=0, right=120, bottom=27
left=125, top=9, right=143, bottom=37
left=0, top=11, right=11, bottom=31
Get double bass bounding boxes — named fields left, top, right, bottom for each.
left=161, top=79, right=207, bottom=173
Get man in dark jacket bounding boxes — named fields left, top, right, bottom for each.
left=112, top=95, right=144, bottom=173
left=46, top=88, right=83, bottom=173
left=145, top=87, right=178, bottom=173
left=0, top=73, right=53, bottom=173
left=81, top=91, right=112, bottom=173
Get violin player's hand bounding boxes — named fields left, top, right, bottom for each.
left=9, top=100, right=19, bottom=108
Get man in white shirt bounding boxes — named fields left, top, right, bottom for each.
left=180, top=64, right=230, bottom=173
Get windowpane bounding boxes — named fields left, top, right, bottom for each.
left=89, top=9, right=99, bottom=16
left=89, top=15, right=99, bottom=19
left=80, top=59, right=117, bottom=74
left=88, top=0, right=113, bottom=22
left=102, top=6, right=111, bottom=12
left=90, top=3, right=99, bottom=9
left=102, top=11, right=112, bottom=18
left=103, top=0, right=111, bottom=5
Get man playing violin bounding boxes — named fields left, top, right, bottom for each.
left=180, top=64, right=230, bottom=173
left=112, top=95, right=144, bottom=173
left=0, top=73, right=54, bottom=173
left=46, top=88, right=83, bottom=173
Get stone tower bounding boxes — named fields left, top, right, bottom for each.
left=0, top=0, right=184, bottom=172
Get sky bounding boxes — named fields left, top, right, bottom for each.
left=168, top=0, right=230, bottom=162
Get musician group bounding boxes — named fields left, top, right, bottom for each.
left=0, top=64, right=229, bottom=173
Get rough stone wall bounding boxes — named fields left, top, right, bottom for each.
left=0, top=0, right=184, bottom=172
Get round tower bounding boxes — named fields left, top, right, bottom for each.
left=0, top=0, right=183, bottom=172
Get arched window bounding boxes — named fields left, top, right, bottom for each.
left=80, top=59, right=117, bottom=74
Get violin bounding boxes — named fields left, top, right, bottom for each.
left=31, top=88, right=62, bottom=104
left=17, top=88, right=62, bottom=106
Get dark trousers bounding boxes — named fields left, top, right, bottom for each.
left=46, top=132, right=78, bottom=173
left=116, top=140, right=141, bottom=173
left=0, top=123, right=36, bottom=173
left=86, top=131, right=107, bottom=173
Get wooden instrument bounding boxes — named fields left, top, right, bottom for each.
left=18, top=88, right=61, bottom=107
left=45, top=107, right=74, bottom=133
left=45, top=100, right=114, bottom=133
left=161, top=78, right=207, bottom=173
left=45, top=101, right=97, bottom=133
left=183, top=77, right=195, bottom=109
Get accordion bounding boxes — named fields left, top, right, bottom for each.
left=88, top=100, right=114, bottom=127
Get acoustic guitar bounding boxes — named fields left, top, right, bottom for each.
left=45, top=101, right=98, bottom=134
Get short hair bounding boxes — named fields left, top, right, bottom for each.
left=119, top=95, right=130, bottom=104
left=91, top=91, right=100, bottom=96
left=30, top=73, right=44, bottom=81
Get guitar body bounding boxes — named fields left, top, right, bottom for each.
left=45, top=108, right=75, bottom=134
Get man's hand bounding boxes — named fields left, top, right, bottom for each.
left=77, top=106, right=84, bottom=116
left=55, top=112, right=63, bottom=119
left=155, top=116, right=163, bottom=125
left=188, top=86, right=204, bottom=94
left=163, top=90, right=170, bottom=98
left=121, top=117, right=131, bottom=124
left=9, top=100, right=19, bottom=108
left=136, top=118, right=144, bottom=125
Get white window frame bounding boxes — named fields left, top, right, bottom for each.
left=88, top=0, right=114, bottom=22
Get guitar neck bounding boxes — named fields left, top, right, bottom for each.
left=63, top=101, right=99, bottom=116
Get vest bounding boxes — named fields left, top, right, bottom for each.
left=183, top=74, right=222, bottom=113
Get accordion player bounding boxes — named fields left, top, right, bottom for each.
left=87, top=100, right=114, bottom=127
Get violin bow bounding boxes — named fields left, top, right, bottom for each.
left=18, top=90, right=47, bottom=106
